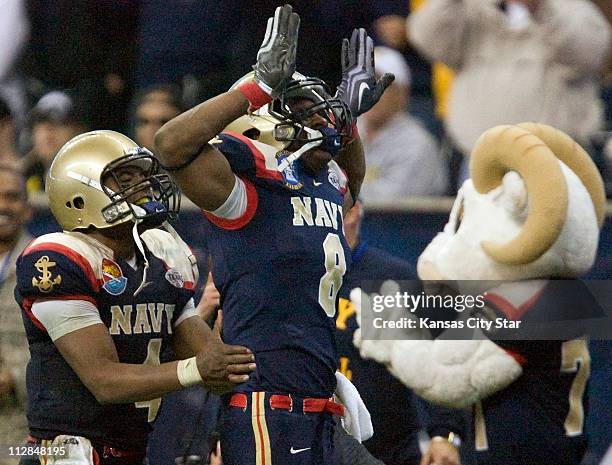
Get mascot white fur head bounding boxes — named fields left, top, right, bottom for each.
left=418, top=123, right=605, bottom=281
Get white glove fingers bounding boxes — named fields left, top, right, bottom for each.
left=357, top=28, right=366, bottom=69
left=365, top=36, right=375, bottom=74
left=259, top=17, right=274, bottom=55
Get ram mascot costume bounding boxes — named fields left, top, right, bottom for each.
left=353, top=123, right=605, bottom=464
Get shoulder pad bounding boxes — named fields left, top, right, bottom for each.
left=17, top=233, right=102, bottom=300
left=220, top=131, right=283, bottom=181
left=141, top=229, right=198, bottom=290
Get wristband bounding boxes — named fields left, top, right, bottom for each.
left=237, top=81, right=273, bottom=111
left=177, top=357, right=203, bottom=387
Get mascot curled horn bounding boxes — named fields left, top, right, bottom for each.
left=353, top=123, right=605, bottom=465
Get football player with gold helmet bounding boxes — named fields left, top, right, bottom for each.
left=14, top=130, right=255, bottom=465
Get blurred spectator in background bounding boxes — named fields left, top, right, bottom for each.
left=0, top=166, right=32, bottom=460
left=409, top=0, right=611, bottom=190
left=0, top=98, right=20, bottom=167
left=131, top=85, right=184, bottom=151
left=21, top=91, right=88, bottom=193
left=358, top=47, right=447, bottom=202
left=371, top=1, right=442, bottom=137
left=0, top=0, right=29, bottom=131
left=227, top=1, right=414, bottom=93
left=21, top=0, right=138, bottom=132
left=592, top=0, right=612, bottom=125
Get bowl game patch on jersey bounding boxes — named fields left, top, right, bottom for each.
left=165, top=268, right=185, bottom=288
left=102, top=258, right=128, bottom=295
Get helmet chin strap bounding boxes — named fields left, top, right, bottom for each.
left=276, top=126, right=323, bottom=172
left=67, top=175, right=163, bottom=296
left=131, top=204, right=150, bottom=297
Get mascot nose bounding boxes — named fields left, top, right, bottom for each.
left=417, top=258, right=445, bottom=281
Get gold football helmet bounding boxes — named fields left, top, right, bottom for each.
left=47, top=130, right=180, bottom=231
left=226, top=71, right=352, bottom=169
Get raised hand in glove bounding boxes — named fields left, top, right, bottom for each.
left=256, top=4, right=300, bottom=95
left=238, top=4, right=300, bottom=110
left=335, top=28, right=395, bottom=118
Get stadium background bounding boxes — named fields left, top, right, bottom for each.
left=1, top=0, right=610, bottom=464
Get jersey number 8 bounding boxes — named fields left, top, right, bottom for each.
left=319, top=233, right=347, bottom=317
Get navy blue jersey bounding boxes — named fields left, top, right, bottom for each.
left=14, top=230, right=197, bottom=451
left=473, top=280, right=601, bottom=464
left=204, top=132, right=351, bottom=398
left=336, top=243, right=422, bottom=465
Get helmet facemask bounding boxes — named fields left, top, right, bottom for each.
left=100, top=149, right=181, bottom=229
left=268, top=77, right=353, bottom=169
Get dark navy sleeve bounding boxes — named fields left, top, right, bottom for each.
left=425, top=401, right=468, bottom=441
left=16, top=248, right=97, bottom=302
left=16, top=246, right=98, bottom=331
left=333, top=419, right=385, bottom=465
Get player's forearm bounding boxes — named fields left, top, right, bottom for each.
left=86, top=360, right=183, bottom=404
left=171, top=315, right=211, bottom=360
left=426, top=402, right=468, bottom=440
left=336, top=136, right=365, bottom=200
left=83, top=362, right=183, bottom=404
left=155, top=89, right=249, bottom=164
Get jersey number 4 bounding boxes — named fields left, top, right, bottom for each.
left=135, top=338, right=162, bottom=422
left=319, top=233, right=347, bottom=317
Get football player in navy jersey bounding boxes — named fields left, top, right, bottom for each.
left=14, top=130, right=256, bottom=465
left=155, top=5, right=394, bottom=465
